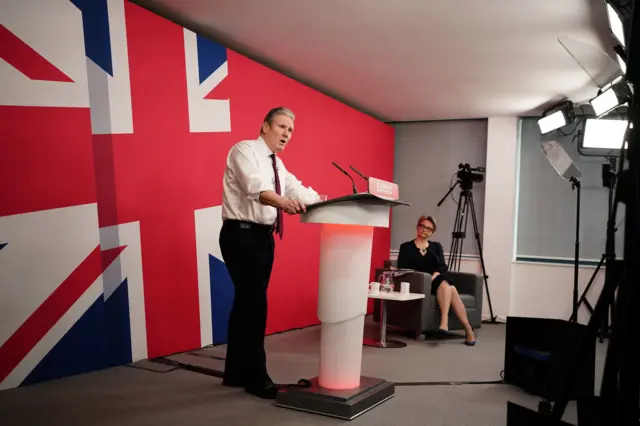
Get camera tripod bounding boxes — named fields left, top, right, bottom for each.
left=437, top=178, right=497, bottom=323
left=569, top=156, right=618, bottom=342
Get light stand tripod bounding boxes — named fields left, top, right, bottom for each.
left=437, top=164, right=497, bottom=323
left=540, top=140, right=584, bottom=325
left=569, top=157, right=618, bottom=342
left=569, top=175, right=581, bottom=324
left=547, top=140, right=634, bottom=425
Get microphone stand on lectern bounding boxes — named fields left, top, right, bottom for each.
left=349, top=165, right=369, bottom=181
left=332, top=162, right=358, bottom=194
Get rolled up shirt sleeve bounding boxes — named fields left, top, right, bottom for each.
left=284, top=171, right=321, bottom=205
left=229, top=144, right=272, bottom=201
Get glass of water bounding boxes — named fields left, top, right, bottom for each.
left=380, top=271, right=394, bottom=293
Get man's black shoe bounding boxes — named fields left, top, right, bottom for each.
left=224, top=375, right=283, bottom=390
left=222, top=378, right=245, bottom=387
left=245, top=382, right=280, bottom=399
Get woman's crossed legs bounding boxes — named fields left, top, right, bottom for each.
left=435, top=279, right=476, bottom=344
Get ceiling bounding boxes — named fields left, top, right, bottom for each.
left=133, top=0, right=623, bottom=122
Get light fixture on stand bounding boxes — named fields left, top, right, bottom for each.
left=589, top=77, right=633, bottom=117
left=580, top=117, right=630, bottom=155
left=606, top=0, right=633, bottom=52
left=537, top=101, right=576, bottom=134
left=614, top=45, right=627, bottom=73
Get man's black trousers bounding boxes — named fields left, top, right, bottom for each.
left=219, top=219, right=275, bottom=387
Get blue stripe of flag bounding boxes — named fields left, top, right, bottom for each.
left=70, top=0, right=113, bottom=76
left=196, top=35, right=226, bottom=84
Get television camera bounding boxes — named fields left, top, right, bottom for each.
left=456, top=163, right=485, bottom=189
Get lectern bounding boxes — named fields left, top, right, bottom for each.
left=275, top=185, right=409, bottom=420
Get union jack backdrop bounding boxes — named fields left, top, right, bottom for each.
left=0, top=0, right=394, bottom=391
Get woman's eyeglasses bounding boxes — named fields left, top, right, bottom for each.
left=418, top=225, right=433, bottom=232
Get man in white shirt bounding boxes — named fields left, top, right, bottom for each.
left=219, top=106, right=322, bottom=399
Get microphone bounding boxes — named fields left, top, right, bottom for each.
left=332, top=162, right=358, bottom=194
left=349, top=165, right=369, bottom=181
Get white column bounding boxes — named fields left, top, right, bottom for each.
left=481, top=117, right=519, bottom=321
left=316, top=224, right=373, bottom=390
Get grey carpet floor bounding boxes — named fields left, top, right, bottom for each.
left=0, top=317, right=609, bottom=426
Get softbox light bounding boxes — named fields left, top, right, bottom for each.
left=589, top=77, right=632, bottom=117
left=607, top=3, right=626, bottom=48
left=614, top=45, right=627, bottom=73
left=580, top=118, right=629, bottom=154
left=537, top=101, right=575, bottom=134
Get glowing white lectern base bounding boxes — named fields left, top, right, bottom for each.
left=317, top=223, right=373, bottom=389
left=276, top=193, right=409, bottom=420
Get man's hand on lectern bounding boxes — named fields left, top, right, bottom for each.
left=279, top=197, right=306, bottom=215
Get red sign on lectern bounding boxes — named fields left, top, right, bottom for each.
left=368, top=177, right=399, bottom=200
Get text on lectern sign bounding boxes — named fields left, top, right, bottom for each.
left=368, top=177, right=399, bottom=200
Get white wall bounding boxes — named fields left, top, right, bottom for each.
left=481, top=117, right=519, bottom=321
left=511, top=261, right=606, bottom=325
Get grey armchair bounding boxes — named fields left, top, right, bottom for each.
left=373, top=260, right=483, bottom=340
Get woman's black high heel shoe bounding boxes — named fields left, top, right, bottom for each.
left=464, top=328, right=476, bottom=346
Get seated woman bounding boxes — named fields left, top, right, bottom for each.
left=397, top=215, right=476, bottom=346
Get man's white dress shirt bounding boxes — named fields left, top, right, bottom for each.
left=221, top=136, right=321, bottom=225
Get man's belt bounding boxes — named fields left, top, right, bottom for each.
left=224, top=219, right=275, bottom=233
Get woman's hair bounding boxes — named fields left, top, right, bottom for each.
left=417, top=215, right=437, bottom=232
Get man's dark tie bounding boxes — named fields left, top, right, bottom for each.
left=271, top=154, right=283, bottom=239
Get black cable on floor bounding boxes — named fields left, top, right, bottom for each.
left=394, top=379, right=505, bottom=386
left=150, top=358, right=507, bottom=387
left=125, top=364, right=179, bottom=373
left=184, top=352, right=226, bottom=361
left=150, top=357, right=224, bottom=378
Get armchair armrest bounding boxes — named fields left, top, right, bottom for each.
left=447, top=271, right=480, bottom=294
left=448, top=271, right=483, bottom=307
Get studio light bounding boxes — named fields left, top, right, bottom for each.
left=616, top=54, right=626, bottom=73
left=538, top=111, right=566, bottom=134
left=607, top=3, right=626, bottom=47
left=537, top=101, right=575, bottom=134
left=589, top=77, right=632, bottom=117
left=614, top=45, right=627, bottom=73
left=582, top=118, right=629, bottom=151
